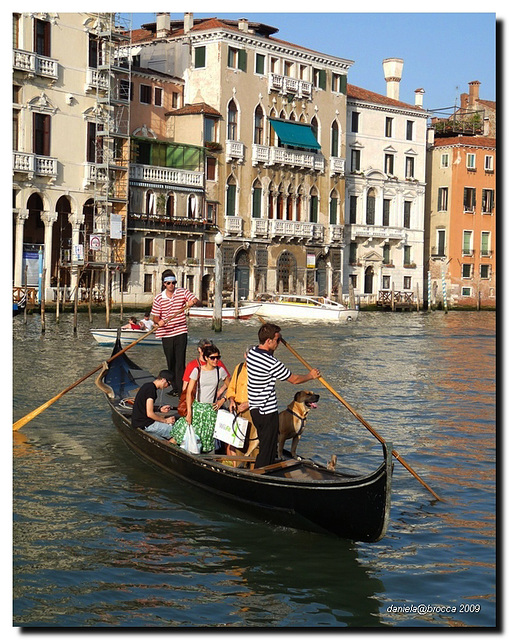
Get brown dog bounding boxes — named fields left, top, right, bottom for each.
left=278, top=390, right=320, bottom=458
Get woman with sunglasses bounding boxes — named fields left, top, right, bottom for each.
left=170, top=344, right=230, bottom=453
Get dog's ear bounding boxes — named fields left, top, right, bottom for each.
left=294, top=391, right=301, bottom=401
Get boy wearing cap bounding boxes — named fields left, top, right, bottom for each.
left=131, top=370, right=176, bottom=439
left=150, top=270, right=198, bottom=396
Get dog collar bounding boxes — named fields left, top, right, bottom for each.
left=285, top=408, right=307, bottom=437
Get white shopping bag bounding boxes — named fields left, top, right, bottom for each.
left=213, top=409, right=248, bottom=448
left=181, top=423, right=201, bottom=454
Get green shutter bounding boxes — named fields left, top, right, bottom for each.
left=228, top=47, right=235, bottom=68
left=252, top=187, right=261, bottom=218
left=256, top=53, right=265, bottom=74
left=329, top=197, right=337, bottom=225
left=227, top=184, right=236, bottom=216
left=238, top=49, right=247, bottom=72
left=340, top=74, right=347, bottom=94
left=194, top=46, right=206, bottom=68
left=319, top=69, right=327, bottom=91
left=310, top=195, right=318, bottom=223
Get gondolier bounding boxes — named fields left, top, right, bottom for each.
left=151, top=271, right=198, bottom=396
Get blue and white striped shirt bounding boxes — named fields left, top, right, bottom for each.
left=246, top=346, right=291, bottom=414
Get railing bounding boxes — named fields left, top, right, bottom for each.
left=224, top=216, right=243, bottom=236
left=225, top=140, right=245, bottom=163
left=269, top=219, right=324, bottom=242
left=13, top=151, right=58, bottom=178
left=350, top=224, right=405, bottom=240
left=268, top=74, right=312, bottom=99
left=130, top=164, right=204, bottom=188
left=330, top=156, right=345, bottom=176
left=128, top=214, right=213, bottom=232
left=328, top=225, right=344, bottom=243
left=251, top=218, right=269, bottom=236
left=378, top=290, right=414, bottom=306
left=85, top=67, right=110, bottom=92
left=13, top=287, right=37, bottom=307
left=13, top=49, right=58, bottom=79
left=252, top=144, right=324, bottom=171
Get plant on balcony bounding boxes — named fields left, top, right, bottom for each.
left=404, top=262, right=417, bottom=269
left=164, top=257, right=178, bottom=265
left=205, top=141, right=222, bottom=152
left=186, top=258, right=199, bottom=266
left=143, top=256, right=158, bottom=264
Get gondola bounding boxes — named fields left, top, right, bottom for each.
left=97, top=337, right=393, bottom=542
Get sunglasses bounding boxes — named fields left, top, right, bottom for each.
left=208, top=355, right=221, bottom=360
left=164, top=281, right=176, bottom=285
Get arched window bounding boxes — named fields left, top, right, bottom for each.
left=311, top=116, right=319, bottom=144
left=188, top=194, right=197, bottom=218
left=146, top=190, right=155, bottom=216
left=309, top=187, right=319, bottom=223
left=366, top=188, right=376, bottom=225
left=226, top=177, right=236, bottom=216
left=329, top=189, right=338, bottom=225
left=331, top=120, right=339, bottom=156
left=286, top=186, right=294, bottom=221
left=295, top=187, right=303, bottom=222
left=276, top=186, right=284, bottom=220
left=254, top=105, right=264, bottom=144
left=267, top=182, right=275, bottom=219
left=364, top=266, right=374, bottom=294
left=166, top=192, right=175, bottom=217
left=227, top=100, right=238, bottom=140
left=252, top=180, right=262, bottom=218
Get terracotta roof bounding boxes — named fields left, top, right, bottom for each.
left=477, top=98, right=496, bottom=110
left=166, top=102, right=222, bottom=118
left=432, top=135, right=496, bottom=148
left=131, top=28, right=154, bottom=44
left=347, top=83, right=425, bottom=113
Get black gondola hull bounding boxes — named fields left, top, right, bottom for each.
left=101, top=339, right=392, bottom=542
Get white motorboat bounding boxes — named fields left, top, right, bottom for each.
left=90, top=329, right=161, bottom=347
left=243, top=295, right=359, bottom=322
left=188, top=303, right=261, bottom=320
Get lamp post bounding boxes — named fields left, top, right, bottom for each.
left=212, top=231, right=223, bottom=332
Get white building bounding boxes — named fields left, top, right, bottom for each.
left=344, top=59, right=429, bottom=306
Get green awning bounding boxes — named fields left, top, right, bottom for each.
left=269, top=118, right=321, bottom=151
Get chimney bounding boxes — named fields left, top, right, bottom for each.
left=469, top=80, right=481, bottom=108
left=414, top=88, right=425, bottom=107
left=184, top=12, right=194, bottom=34
left=238, top=18, right=249, bottom=32
left=460, top=93, right=468, bottom=111
left=382, top=58, right=403, bottom=101
left=156, top=13, right=171, bottom=38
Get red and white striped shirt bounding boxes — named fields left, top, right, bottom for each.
left=151, top=287, right=197, bottom=338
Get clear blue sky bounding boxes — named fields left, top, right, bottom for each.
left=125, top=11, right=496, bottom=113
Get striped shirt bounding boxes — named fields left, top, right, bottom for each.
left=246, top=346, right=291, bottom=414
left=151, top=287, right=197, bottom=338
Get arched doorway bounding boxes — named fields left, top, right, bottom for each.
left=316, top=256, right=327, bottom=296
left=23, top=194, right=45, bottom=286
left=277, top=251, right=297, bottom=293
left=234, top=249, right=250, bottom=300
left=52, top=196, right=73, bottom=286
left=201, top=273, right=212, bottom=305
left=364, top=266, right=374, bottom=294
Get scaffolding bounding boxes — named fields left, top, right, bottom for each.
left=90, top=12, right=131, bottom=269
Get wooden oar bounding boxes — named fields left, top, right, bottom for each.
left=13, top=306, right=188, bottom=431
left=257, top=317, right=443, bottom=501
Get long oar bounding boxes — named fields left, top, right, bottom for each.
left=258, top=318, right=443, bottom=501
left=13, top=307, right=187, bottom=431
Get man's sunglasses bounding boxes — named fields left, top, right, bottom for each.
left=208, top=355, right=221, bottom=360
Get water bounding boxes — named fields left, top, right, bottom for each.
left=12, top=311, right=496, bottom=628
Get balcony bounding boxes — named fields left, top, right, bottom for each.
left=128, top=213, right=213, bottom=233
left=350, top=224, right=405, bottom=241
left=225, top=140, right=245, bottom=163
left=13, top=49, right=58, bottom=79
left=269, top=219, right=324, bottom=243
left=13, top=151, right=57, bottom=179
left=130, top=164, right=204, bottom=189
left=85, top=67, right=110, bottom=92
left=330, top=156, right=345, bottom=176
left=328, top=225, right=344, bottom=244
left=252, top=144, right=324, bottom=172
left=251, top=218, right=269, bottom=237
left=224, top=216, right=243, bottom=236
left=268, top=73, right=312, bottom=100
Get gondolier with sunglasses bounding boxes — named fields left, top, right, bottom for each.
left=151, top=271, right=198, bottom=397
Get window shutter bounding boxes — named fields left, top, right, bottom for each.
left=227, top=184, right=236, bottom=216
left=472, top=188, right=476, bottom=209
left=319, top=69, right=327, bottom=91
left=256, top=53, right=265, bottom=74
left=252, top=187, right=261, bottom=218
left=329, top=197, right=337, bottom=225
left=340, top=74, right=347, bottom=94
left=238, top=49, right=247, bottom=72
left=194, top=46, right=206, bottom=68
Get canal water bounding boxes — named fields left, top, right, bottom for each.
left=12, top=310, right=496, bottom=628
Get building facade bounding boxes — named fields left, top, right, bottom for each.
left=344, top=59, right=429, bottom=306
left=425, top=81, right=496, bottom=309
left=128, top=13, right=353, bottom=302
left=13, top=12, right=131, bottom=302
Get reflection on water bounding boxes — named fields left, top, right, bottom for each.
left=13, top=311, right=496, bottom=627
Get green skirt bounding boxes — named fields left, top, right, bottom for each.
left=171, top=401, right=217, bottom=453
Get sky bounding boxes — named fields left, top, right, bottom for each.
left=125, top=9, right=497, bottom=113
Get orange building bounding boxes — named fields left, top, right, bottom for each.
left=425, top=83, right=496, bottom=309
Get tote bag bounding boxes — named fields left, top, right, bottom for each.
left=213, top=409, right=248, bottom=448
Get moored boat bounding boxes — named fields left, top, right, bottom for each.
left=242, top=294, right=359, bottom=322
left=97, top=338, right=392, bottom=542
left=90, top=328, right=161, bottom=346
left=188, top=303, right=261, bottom=320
